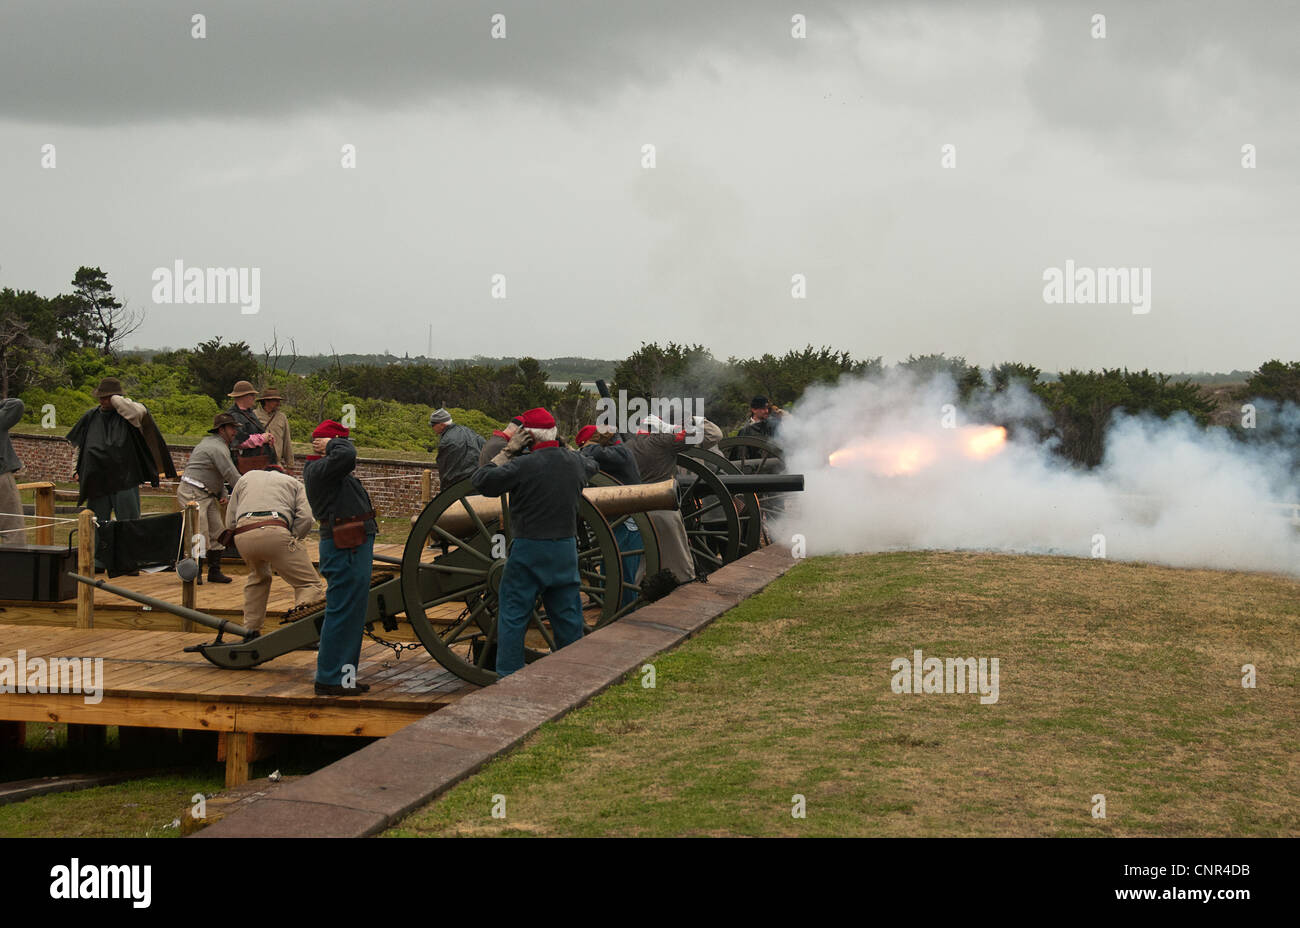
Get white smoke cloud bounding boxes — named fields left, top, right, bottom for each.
left=775, top=370, right=1300, bottom=577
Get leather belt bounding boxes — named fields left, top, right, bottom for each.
left=232, top=519, right=288, bottom=537
left=236, top=510, right=290, bottom=528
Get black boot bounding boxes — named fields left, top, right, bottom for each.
left=207, top=549, right=233, bottom=584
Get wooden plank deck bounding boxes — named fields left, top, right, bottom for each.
left=0, top=623, right=478, bottom=783
left=0, top=543, right=461, bottom=631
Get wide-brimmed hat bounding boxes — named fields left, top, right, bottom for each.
left=91, top=377, right=124, bottom=398
left=208, top=413, right=238, bottom=433
left=227, top=380, right=257, bottom=398
left=258, top=387, right=284, bottom=403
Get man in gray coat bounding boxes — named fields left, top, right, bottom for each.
left=0, top=398, right=25, bottom=547
left=429, top=408, right=484, bottom=491
left=177, top=413, right=243, bottom=583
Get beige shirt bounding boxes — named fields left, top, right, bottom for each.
left=226, top=469, right=314, bottom=538
left=256, top=406, right=294, bottom=467
left=110, top=394, right=147, bottom=429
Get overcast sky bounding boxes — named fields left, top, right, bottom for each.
left=1, top=0, right=1295, bottom=372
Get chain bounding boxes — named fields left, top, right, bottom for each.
left=363, top=623, right=424, bottom=660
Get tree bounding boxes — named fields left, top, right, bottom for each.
left=1241, top=360, right=1300, bottom=406
left=71, top=266, right=143, bottom=356
left=187, top=336, right=258, bottom=405
left=260, top=328, right=300, bottom=385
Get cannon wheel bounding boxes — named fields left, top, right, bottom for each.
left=587, top=473, right=662, bottom=624
left=401, top=479, right=623, bottom=686
left=718, top=435, right=784, bottom=475
left=672, top=451, right=746, bottom=577
left=677, top=447, right=764, bottom=558
left=717, top=435, right=789, bottom=527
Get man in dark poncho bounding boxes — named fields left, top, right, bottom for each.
left=66, top=377, right=177, bottom=567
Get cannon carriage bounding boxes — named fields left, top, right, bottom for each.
left=70, top=450, right=802, bottom=687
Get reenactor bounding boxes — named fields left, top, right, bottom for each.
left=627, top=412, right=725, bottom=584
left=471, top=407, right=598, bottom=677
left=255, top=387, right=294, bottom=469
left=66, top=377, right=177, bottom=568
left=737, top=395, right=785, bottom=440
left=479, top=415, right=524, bottom=467
left=303, top=420, right=378, bottom=696
left=0, top=398, right=24, bottom=547
left=223, top=462, right=325, bottom=636
left=428, top=407, right=484, bottom=489
left=575, top=424, right=641, bottom=606
left=177, top=413, right=243, bottom=584
left=226, top=380, right=276, bottom=470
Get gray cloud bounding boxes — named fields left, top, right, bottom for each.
left=0, top=0, right=846, bottom=125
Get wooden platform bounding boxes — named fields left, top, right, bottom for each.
left=0, top=623, right=477, bottom=784
left=0, top=542, right=462, bottom=632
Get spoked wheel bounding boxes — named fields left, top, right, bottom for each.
left=672, top=450, right=746, bottom=577
left=677, top=447, right=764, bottom=558
left=718, top=435, right=785, bottom=475
left=401, top=479, right=624, bottom=686
left=717, top=435, right=789, bottom=524
left=587, top=472, right=662, bottom=624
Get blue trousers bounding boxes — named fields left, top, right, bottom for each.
left=496, top=537, right=584, bottom=677
left=316, top=532, right=374, bottom=686
left=89, top=488, right=141, bottom=569
left=612, top=519, right=642, bottom=608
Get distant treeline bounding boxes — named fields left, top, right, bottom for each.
left=4, top=266, right=1296, bottom=467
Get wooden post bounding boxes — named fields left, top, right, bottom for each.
left=180, top=502, right=197, bottom=630
left=34, top=483, right=54, bottom=545
left=420, top=468, right=433, bottom=504
left=76, top=509, right=95, bottom=629
left=15, top=481, right=56, bottom=545
left=224, top=732, right=250, bottom=788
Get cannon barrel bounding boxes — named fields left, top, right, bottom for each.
left=708, top=473, right=803, bottom=493
left=433, top=478, right=679, bottom=535
left=67, top=573, right=252, bottom=638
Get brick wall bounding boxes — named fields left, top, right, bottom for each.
left=10, top=432, right=438, bottom=518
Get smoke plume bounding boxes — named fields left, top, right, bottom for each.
left=775, top=370, right=1300, bottom=577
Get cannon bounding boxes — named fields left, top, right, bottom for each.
left=68, top=453, right=802, bottom=687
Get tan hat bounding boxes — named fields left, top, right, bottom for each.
left=91, top=377, right=124, bottom=398
left=258, top=387, right=284, bottom=403
left=227, top=380, right=257, bottom=398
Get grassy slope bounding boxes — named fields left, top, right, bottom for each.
left=388, top=551, right=1299, bottom=837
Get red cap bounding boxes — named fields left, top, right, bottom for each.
left=575, top=425, right=597, bottom=447
left=519, top=407, right=555, bottom=430
left=312, top=419, right=349, bottom=440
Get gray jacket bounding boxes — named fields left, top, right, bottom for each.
left=436, top=423, right=485, bottom=488
left=0, top=398, right=24, bottom=476
left=182, top=434, right=241, bottom=496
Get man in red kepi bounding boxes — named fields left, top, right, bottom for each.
left=302, top=419, right=377, bottom=696
left=471, top=407, right=598, bottom=676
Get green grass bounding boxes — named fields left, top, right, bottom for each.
left=386, top=551, right=1300, bottom=837
left=0, top=727, right=370, bottom=837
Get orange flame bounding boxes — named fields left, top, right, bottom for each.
left=828, top=425, right=1007, bottom=475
